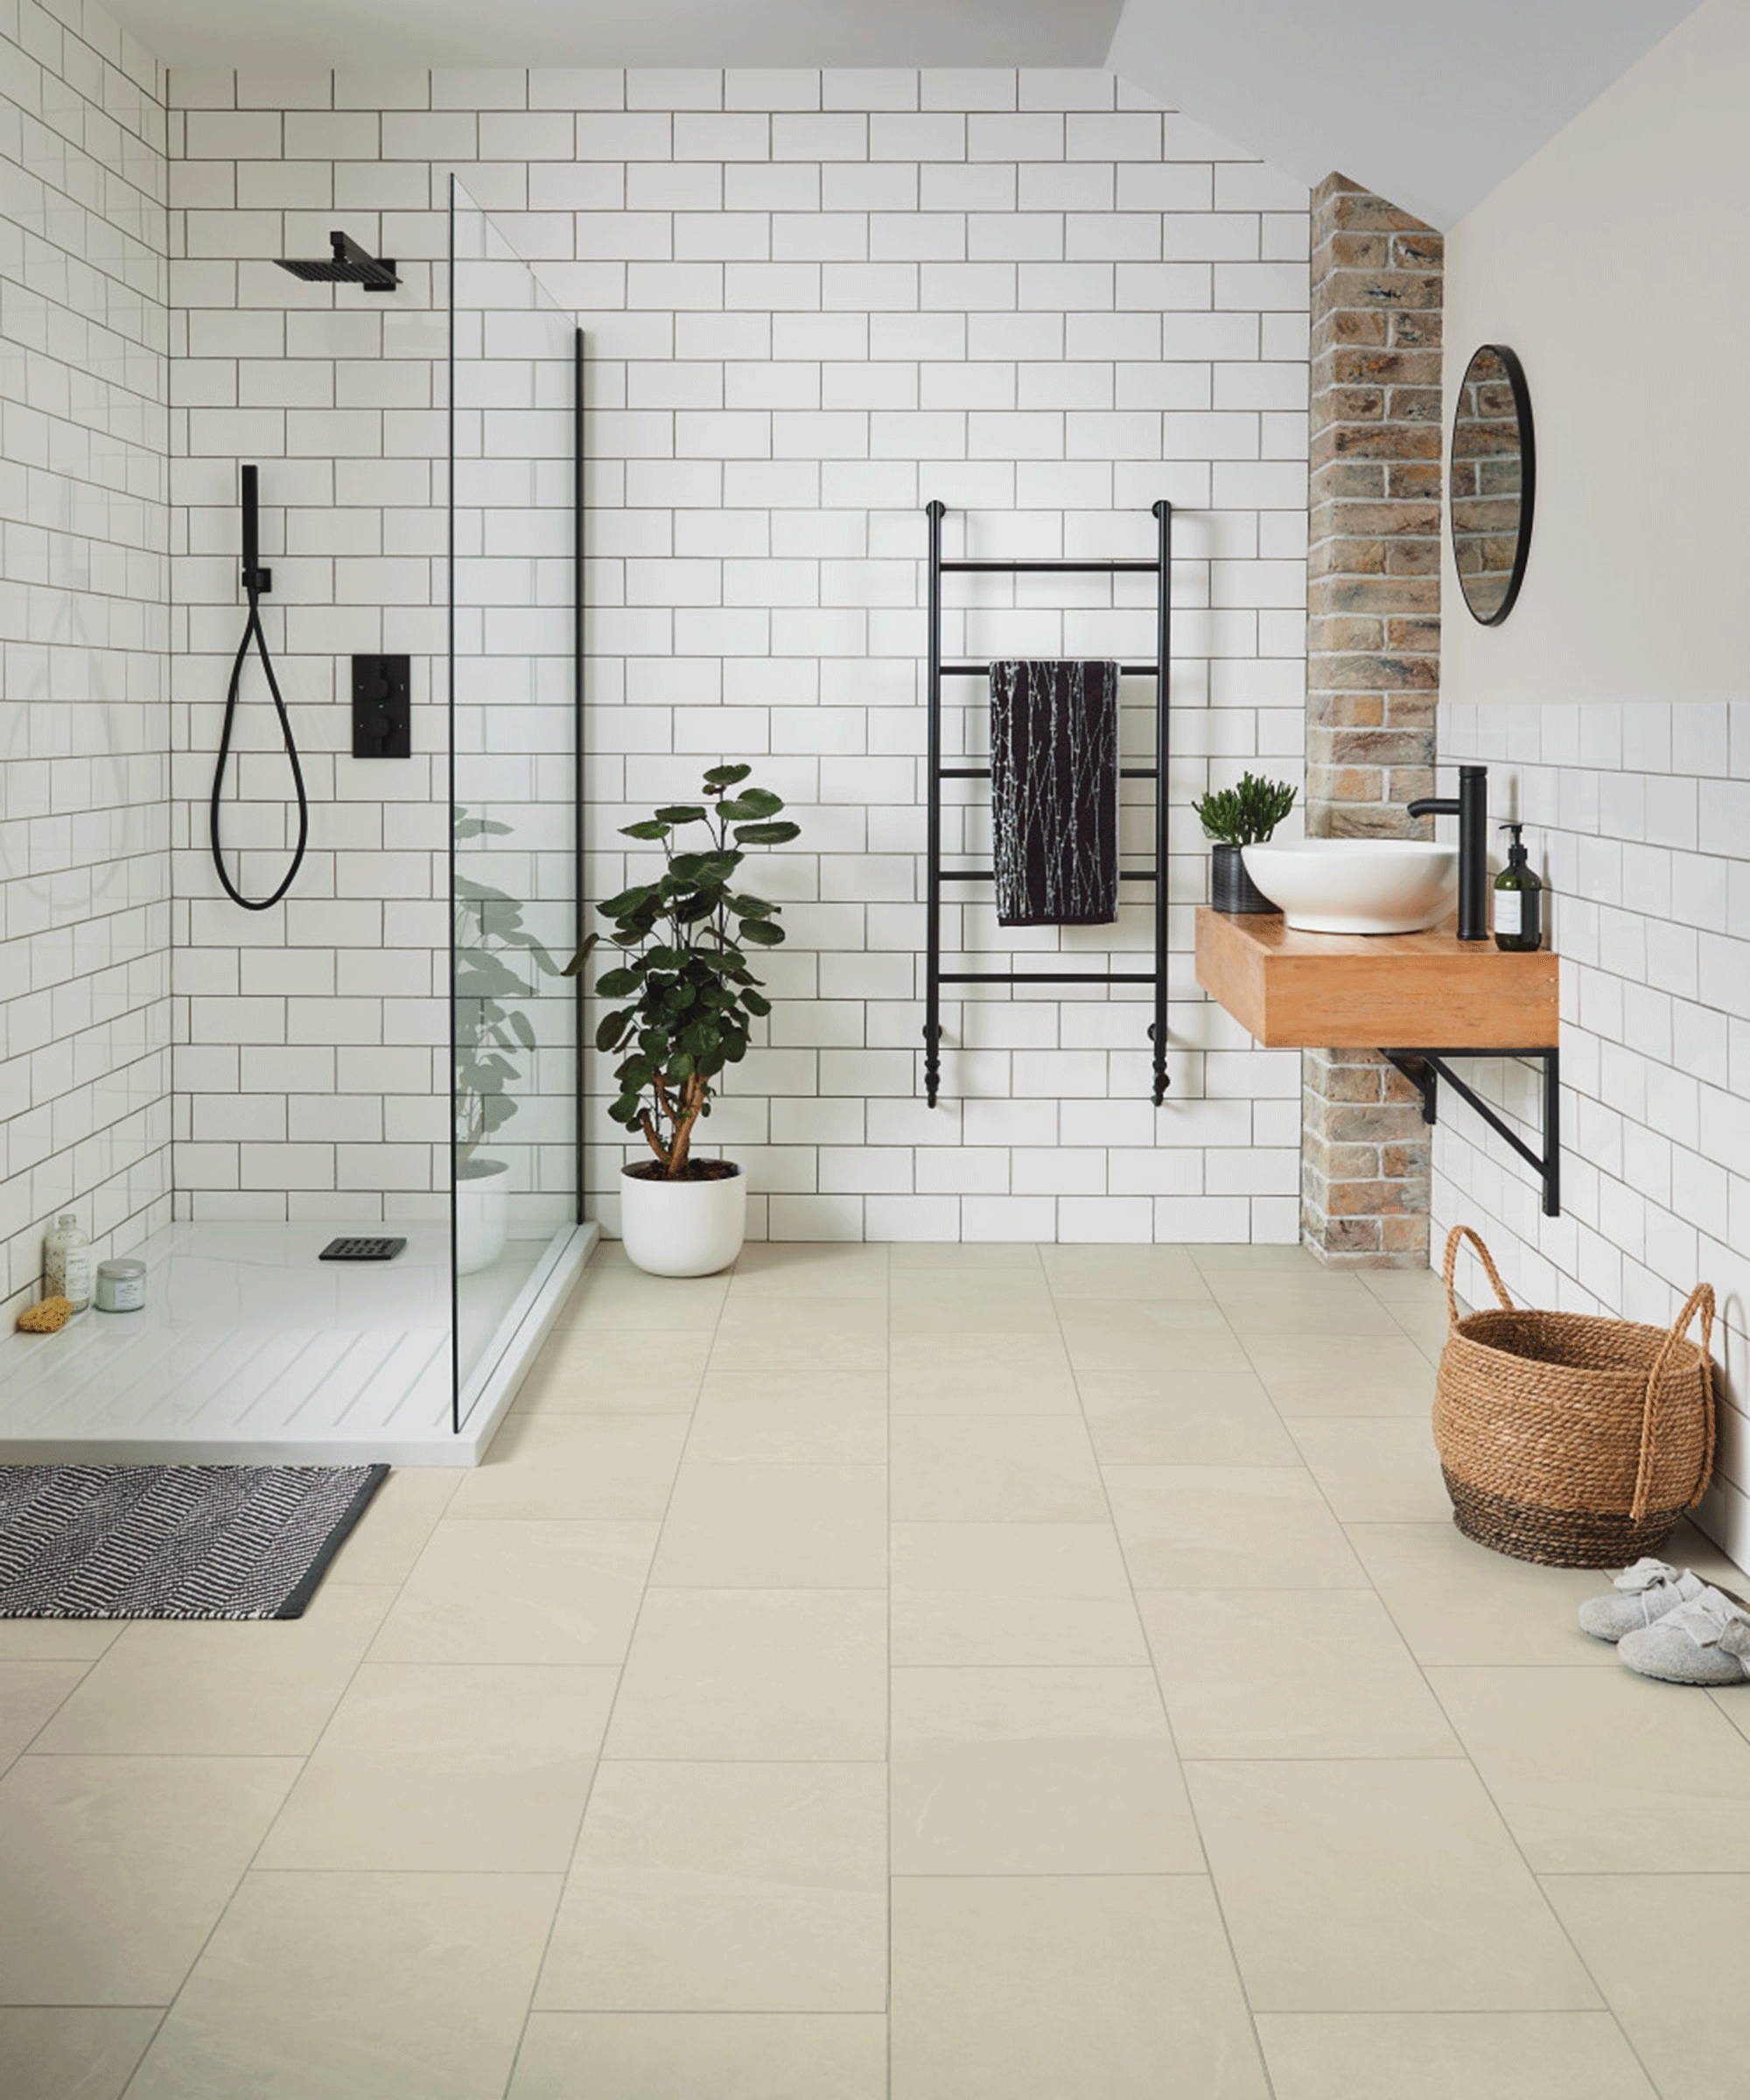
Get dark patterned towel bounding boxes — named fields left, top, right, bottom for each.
left=990, top=659, right=1120, bottom=926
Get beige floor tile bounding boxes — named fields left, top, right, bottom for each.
left=257, top=1662, right=616, bottom=1872
left=0, top=2009, right=161, bottom=2100
left=1204, top=1275, right=1405, bottom=1337
left=326, top=1465, right=460, bottom=1583
left=892, top=1522, right=1146, bottom=1665
left=888, top=1271, right=1054, bottom=1318
left=888, top=1278, right=1060, bottom=1334
left=126, top=1870, right=559, bottom=2100
left=1347, top=1522, right=1622, bottom=1667
left=686, top=1370, right=887, bottom=1463
left=1383, top=1306, right=1452, bottom=1359
left=1286, top=1417, right=1452, bottom=1522
left=538, top=1761, right=887, bottom=2012
left=370, top=1520, right=655, bottom=1666
left=450, top=1414, right=687, bottom=1522
left=1077, top=1368, right=1301, bottom=1466
left=890, top=1875, right=1269, bottom=2099
left=1255, top=2012, right=1656, bottom=2100
left=606, top=1589, right=886, bottom=1760
left=32, top=1582, right=394, bottom=1757
left=729, top=1242, right=892, bottom=1298
left=1428, top=1663, right=1750, bottom=1872
left=890, top=1665, right=1200, bottom=1872
left=1040, top=1242, right=1214, bottom=1298
left=0, top=1659, right=90, bottom=1773
left=1186, top=1759, right=1600, bottom=2012
left=554, top=1267, right=729, bottom=1330
left=1141, top=1588, right=1460, bottom=1759
left=1242, top=1331, right=1437, bottom=1416
left=890, top=1416, right=1106, bottom=1522
left=889, top=1242, right=1044, bottom=1270
left=509, top=2012, right=887, bottom=2099
left=1544, top=1873, right=1750, bottom=2100
left=0, top=1754, right=298, bottom=2004
left=709, top=1297, right=888, bottom=1373
left=1191, top=1243, right=1323, bottom=1273
left=511, top=1328, right=710, bottom=1414
left=1055, top=1298, right=1250, bottom=1372
left=1106, top=1466, right=1366, bottom=1588
left=889, top=1331, right=1079, bottom=1413
left=652, top=1462, right=886, bottom=1586
left=0, top=1620, right=122, bottom=1661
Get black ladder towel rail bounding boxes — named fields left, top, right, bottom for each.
left=923, top=499, right=1172, bottom=1110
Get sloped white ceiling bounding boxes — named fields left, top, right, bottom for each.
left=103, top=0, right=1123, bottom=71
left=110, top=0, right=1705, bottom=231
left=1107, top=0, right=1708, bottom=228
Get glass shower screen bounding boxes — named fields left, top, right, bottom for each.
left=447, top=176, right=584, bottom=1430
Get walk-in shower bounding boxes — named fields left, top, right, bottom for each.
left=0, top=181, right=591, bottom=1465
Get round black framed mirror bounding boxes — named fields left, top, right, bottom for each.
left=1450, top=344, right=1535, bottom=626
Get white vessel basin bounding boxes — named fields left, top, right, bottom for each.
left=1241, top=840, right=1460, bottom=935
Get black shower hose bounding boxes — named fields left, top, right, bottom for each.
left=209, top=578, right=309, bottom=911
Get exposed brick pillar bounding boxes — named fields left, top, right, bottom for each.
left=1300, top=173, right=1444, bottom=1268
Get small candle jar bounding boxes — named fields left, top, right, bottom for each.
left=94, top=1258, right=146, bottom=1312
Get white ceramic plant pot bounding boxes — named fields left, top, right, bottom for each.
left=620, top=1162, right=746, bottom=1278
left=455, top=1156, right=510, bottom=1276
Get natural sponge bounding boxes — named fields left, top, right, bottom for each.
left=17, top=1297, right=73, bottom=1334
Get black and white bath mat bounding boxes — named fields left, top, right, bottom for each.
left=0, top=1463, right=389, bottom=1620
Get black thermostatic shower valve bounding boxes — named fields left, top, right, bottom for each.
left=351, top=654, right=411, bottom=758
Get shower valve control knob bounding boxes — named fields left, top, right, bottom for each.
left=351, top=654, right=411, bottom=759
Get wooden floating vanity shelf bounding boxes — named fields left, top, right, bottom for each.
left=1194, top=908, right=1558, bottom=1050
left=1195, top=907, right=1564, bottom=1215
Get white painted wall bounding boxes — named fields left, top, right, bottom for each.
left=0, top=0, right=171, bottom=1325
left=1436, top=0, right=1750, bottom=1562
left=168, top=64, right=1313, bottom=1245
left=1441, top=0, right=1750, bottom=707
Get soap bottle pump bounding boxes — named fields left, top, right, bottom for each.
left=1493, top=823, right=1543, bottom=952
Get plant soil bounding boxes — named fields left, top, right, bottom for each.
left=622, top=1158, right=739, bottom=1184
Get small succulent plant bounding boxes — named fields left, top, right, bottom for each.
left=1192, top=772, right=1298, bottom=849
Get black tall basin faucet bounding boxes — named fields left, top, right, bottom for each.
left=1407, top=765, right=1488, bottom=942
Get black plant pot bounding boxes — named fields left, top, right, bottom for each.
left=1210, top=843, right=1276, bottom=914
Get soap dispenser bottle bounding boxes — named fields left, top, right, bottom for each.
left=44, top=1212, right=93, bottom=1312
left=1493, top=823, right=1543, bottom=952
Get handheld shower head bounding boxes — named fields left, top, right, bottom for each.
left=275, top=230, right=398, bottom=290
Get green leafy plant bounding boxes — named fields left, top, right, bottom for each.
left=568, top=765, right=800, bottom=1178
left=1192, top=771, right=1298, bottom=848
left=453, top=807, right=559, bottom=1158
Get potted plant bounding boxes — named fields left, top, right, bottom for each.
left=1192, top=772, right=1298, bottom=914
left=453, top=808, right=557, bottom=1273
left=570, top=764, right=799, bottom=1277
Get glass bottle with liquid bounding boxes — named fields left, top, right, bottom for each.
left=44, top=1213, right=93, bottom=1312
left=1493, top=822, right=1544, bottom=953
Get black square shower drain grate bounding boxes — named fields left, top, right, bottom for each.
left=318, top=1237, right=408, bottom=1263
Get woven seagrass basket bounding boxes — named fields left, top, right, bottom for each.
left=1433, top=1225, right=1716, bottom=1569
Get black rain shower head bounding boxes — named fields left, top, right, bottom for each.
left=275, top=230, right=398, bottom=290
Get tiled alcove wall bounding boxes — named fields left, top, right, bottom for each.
left=0, top=0, right=171, bottom=1324
left=168, top=65, right=1313, bottom=1242
left=1436, top=699, right=1750, bottom=1564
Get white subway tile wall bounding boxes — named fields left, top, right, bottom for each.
left=167, top=65, right=1311, bottom=1244
left=1436, top=700, right=1750, bottom=1566
left=0, top=0, right=170, bottom=1325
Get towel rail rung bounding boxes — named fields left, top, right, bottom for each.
left=940, top=559, right=1159, bottom=574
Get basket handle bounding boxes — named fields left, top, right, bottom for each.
left=1443, top=1224, right=1516, bottom=1329
left=1631, top=1284, right=1717, bottom=1522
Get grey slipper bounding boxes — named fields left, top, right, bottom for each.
left=1578, top=1558, right=1709, bottom=1642
left=1617, top=1587, right=1750, bottom=1686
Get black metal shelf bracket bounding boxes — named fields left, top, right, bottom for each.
left=923, top=499, right=1172, bottom=1111
left=1381, top=1046, right=1562, bottom=1218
